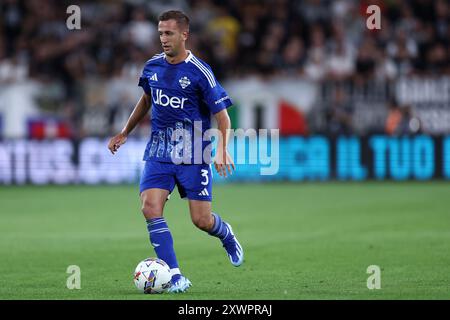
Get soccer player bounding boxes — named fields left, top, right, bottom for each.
left=108, top=10, right=243, bottom=293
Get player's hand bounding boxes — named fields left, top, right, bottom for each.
left=214, top=149, right=235, bottom=177
left=108, top=132, right=128, bottom=155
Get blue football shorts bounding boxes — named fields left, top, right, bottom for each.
left=139, top=160, right=213, bottom=201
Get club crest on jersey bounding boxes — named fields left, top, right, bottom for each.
left=179, top=76, right=191, bottom=89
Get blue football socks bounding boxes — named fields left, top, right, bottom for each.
left=208, top=212, right=244, bottom=266
left=146, top=218, right=180, bottom=279
left=208, top=212, right=230, bottom=240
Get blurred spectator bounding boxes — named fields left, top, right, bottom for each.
left=397, top=105, right=422, bottom=135
left=207, top=6, right=241, bottom=58
left=385, top=102, right=422, bottom=136
left=398, top=106, right=422, bottom=135
left=276, top=36, right=305, bottom=76
left=374, top=51, right=397, bottom=81
left=425, top=42, right=448, bottom=74
left=304, top=25, right=327, bottom=81
left=354, top=37, right=378, bottom=81
left=297, top=0, right=330, bottom=25
left=434, top=0, right=449, bottom=41
left=125, top=8, right=157, bottom=51
left=387, top=29, right=418, bottom=75
left=0, top=39, right=28, bottom=83
left=385, top=100, right=403, bottom=135
left=304, top=49, right=326, bottom=81
left=325, top=86, right=354, bottom=135
left=326, top=21, right=355, bottom=80
left=190, top=0, right=217, bottom=32
left=1, top=0, right=24, bottom=55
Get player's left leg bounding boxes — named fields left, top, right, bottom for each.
left=176, top=163, right=243, bottom=267
left=188, top=200, right=244, bottom=267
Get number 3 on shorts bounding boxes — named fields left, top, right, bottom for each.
left=200, top=169, right=209, bottom=186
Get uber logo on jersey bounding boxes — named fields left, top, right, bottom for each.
left=152, top=89, right=188, bottom=109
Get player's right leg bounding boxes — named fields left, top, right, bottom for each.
left=140, top=161, right=191, bottom=293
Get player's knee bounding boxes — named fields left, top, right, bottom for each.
left=192, top=215, right=214, bottom=232
left=141, top=200, right=163, bottom=219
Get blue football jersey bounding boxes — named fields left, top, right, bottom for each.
left=138, top=51, right=232, bottom=164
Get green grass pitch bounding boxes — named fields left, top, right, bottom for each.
left=0, top=182, right=449, bottom=300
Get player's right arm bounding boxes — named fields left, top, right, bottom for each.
left=108, top=93, right=151, bottom=154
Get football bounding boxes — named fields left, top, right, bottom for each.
left=133, top=258, right=172, bottom=294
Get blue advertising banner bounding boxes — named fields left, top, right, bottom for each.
left=226, top=135, right=449, bottom=182
left=0, top=135, right=449, bottom=185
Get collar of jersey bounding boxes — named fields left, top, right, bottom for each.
left=163, top=50, right=193, bottom=66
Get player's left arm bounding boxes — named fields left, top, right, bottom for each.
left=197, top=61, right=234, bottom=176
left=214, top=109, right=235, bottom=177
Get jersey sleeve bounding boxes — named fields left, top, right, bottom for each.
left=138, top=65, right=151, bottom=95
left=198, top=65, right=233, bottom=114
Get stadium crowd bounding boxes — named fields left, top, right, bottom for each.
left=1, top=0, right=449, bottom=138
